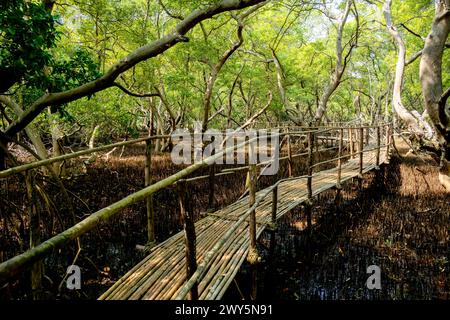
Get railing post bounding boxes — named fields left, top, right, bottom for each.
left=271, top=185, right=278, bottom=224
left=145, top=138, right=155, bottom=246
left=337, top=128, right=343, bottom=189
left=307, top=131, right=314, bottom=200
left=267, top=184, right=278, bottom=265
left=248, top=163, right=257, bottom=251
left=365, top=126, right=370, bottom=145
left=349, top=127, right=354, bottom=158
left=178, top=179, right=198, bottom=300
left=376, top=125, right=381, bottom=169
left=385, top=124, right=391, bottom=164
left=208, top=148, right=216, bottom=211
left=359, top=126, right=364, bottom=178
left=247, top=163, right=259, bottom=300
left=287, top=132, right=293, bottom=177
left=305, top=130, right=314, bottom=233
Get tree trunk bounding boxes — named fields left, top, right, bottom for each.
left=88, top=125, right=101, bottom=149
left=0, top=96, right=49, bottom=173
left=419, top=0, right=450, bottom=191
left=0, top=139, right=7, bottom=170
left=202, top=20, right=244, bottom=132
left=383, top=0, right=434, bottom=139
left=48, top=108, right=66, bottom=176
left=3, top=0, right=266, bottom=139
left=315, top=0, right=355, bottom=123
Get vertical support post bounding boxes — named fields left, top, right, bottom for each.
left=359, top=127, right=364, bottom=177
left=25, top=170, right=43, bottom=299
left=337, top=128, right=343, bottom=189
left=385, top=124, right=391, bottom=163
left=145, top=138, right=155, bottom=246
left=334, top=128, right=344, bottom=206
left=307, top=131, right=314, bottom=200
left=349, top=127, right=354, bottom=158
left=358, top=127, right=364, bottom=190
left=315, top=129, right=319, bottom=153
left=247, top=163, right=259, bottom=300
left=267, top=184, right=278, bottom=271
left=208, top=148, right=216, bottom=211
left=248, top=163, right=258, bottom=252
left=376, top=125, right=381, bottom=168
left=365, top=126, right=370, bottom=145
left=178, top=179, right=198, bottom=300
left=305, top=130, right=314, bottom=234
left=389, top=123, right=393, bottom=153
left=271, top=185, right=278, bottom=224
left=287, top=132, right=293, bottom=177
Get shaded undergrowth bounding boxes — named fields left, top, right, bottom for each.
left=1, top=140, right=336, bottom=299
left=1, top=140, right=447, bottom=300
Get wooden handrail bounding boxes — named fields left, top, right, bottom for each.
left=0, top=133, right=261, bottom=282
left=0, top=122, right=391, bottom=286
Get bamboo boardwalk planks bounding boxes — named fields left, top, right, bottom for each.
left=99, top=147, right=387, bottom=300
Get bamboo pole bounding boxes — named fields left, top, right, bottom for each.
left=176, top=150, right=381, bottom=300
left=0, top=130, right=321, bottom=180
left=0, top=135, right=171, bottom=179
left=271, top=185, right=278, bottom=225
left=287, top=133, right=293, bottom=177
left=268, top=183, right=277, bottom=274
left=145, top=139, right=155, bottom=246
left=267, top=183, right=278, bottom=259
left=376, top=125, right=381, bottom=168
left=248, top=163, right=258, bottom=254
left=0, top=135, right=260, bottom=282
left=365, top=126, right=370, bottom=145
left=177, top=179, right=198, bottom=300
left=307, top=131, right=313, bottom=199
left=306, top=131, right=314, bottom=233
left=349, top=127, right=354, bottom=159
left=25, top=171, right=42, bottom=299
left=386, top=124, right=392, bottom=162
left=208, top=148, right=216, bottom=211
left=337, top=128, right=343, bottom=189
left=359, top=127, right=364, bottom=179
left=247, top=163, right=258, bottom=300
left=389, top=123, right=395, bottom=158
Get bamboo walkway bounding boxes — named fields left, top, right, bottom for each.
left=99, top=146, right=387, bottom=300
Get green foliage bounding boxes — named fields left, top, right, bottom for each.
left=0, top=0, right=446, bottom=145
left=48, top=48, right=102, bottom=92
left=0, top=0, right=59, bottom=87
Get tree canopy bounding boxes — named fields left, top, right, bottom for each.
left=0, top=0, right=448, bottom=178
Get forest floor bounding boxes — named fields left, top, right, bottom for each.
left=0, top=139, right=448, bottom=300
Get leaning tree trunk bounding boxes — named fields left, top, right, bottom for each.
left=314, top=0, right=355, bottom=123
left=202, top=20, right=244, bottom=132
left=383, top=0, right=434, bottom=139
left=201, top=2, right=266, bottom=132
left=419, top=0, right=450, bottom=191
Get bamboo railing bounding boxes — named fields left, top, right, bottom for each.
left=0, top=121, right=393, bottom=299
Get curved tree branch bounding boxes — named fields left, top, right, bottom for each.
left=113, top=83, right=161, bottom=98
left=157, top=0, right=184, bottom=20
left=4, top=0, right=265, bottom=138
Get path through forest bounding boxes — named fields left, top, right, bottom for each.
left=233, top=139, right=450, bottom=300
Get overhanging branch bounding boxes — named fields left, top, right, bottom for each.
left=113, top=83, right=161, bottom=98
left=3, top=0, right=265, bottom=138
